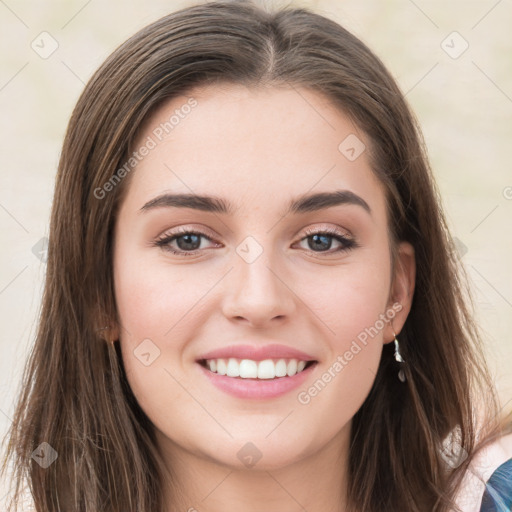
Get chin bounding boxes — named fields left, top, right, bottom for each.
left=198, top=433, right=315, bottom=472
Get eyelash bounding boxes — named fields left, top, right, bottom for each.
left=153, top=226, right=359, bottom=257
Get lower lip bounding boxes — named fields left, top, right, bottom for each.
left=197, top=362, right=317, bottom=399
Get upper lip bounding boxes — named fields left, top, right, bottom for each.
left=197, top=344, right=317, bottom=362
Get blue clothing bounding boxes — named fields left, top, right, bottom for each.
left=479, top=457, right=512, bottom=511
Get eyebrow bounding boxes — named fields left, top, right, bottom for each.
left=139, top=189, right=371, bottom=216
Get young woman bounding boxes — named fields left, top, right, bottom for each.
left=2, top=1, right=511, bottom=511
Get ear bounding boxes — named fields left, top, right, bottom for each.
left=94, top=309, right=120, bottom=343
left=383, top=241, right=416, bottom=344
left=98, top=325, right=120, bottom=343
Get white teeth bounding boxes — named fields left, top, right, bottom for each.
left=257, top=359, right=275, bottom=379
left=226, top=358, right=240, bottom=377
left=275, top=359, right=287, bottom=377
left=203, top=358, right=312, bottom=379
left=239, top=359, right=258, bottom=378
left=216, top=359, right=227, bottom=376
left=287, top=359, right=297, bottom=376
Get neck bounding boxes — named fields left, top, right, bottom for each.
left=157, top=425, right=351, bottom=512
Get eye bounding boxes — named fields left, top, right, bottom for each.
left=295, top=226, right=358, bottom=255
left=153, top=227, right=220, bottom=256
left=153, top=225, right=358, bottom=257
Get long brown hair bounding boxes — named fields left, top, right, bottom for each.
left=1, top=1, right=506, bottom=510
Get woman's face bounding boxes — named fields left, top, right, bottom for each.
left=112, top=83, right=415, bottom=471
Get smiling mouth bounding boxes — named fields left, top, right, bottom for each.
left=198, top=358, right=317, bottom=380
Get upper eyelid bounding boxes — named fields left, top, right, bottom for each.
left=156, top=226, right=354, bottom=252
left=302, top=225, right=352, bottom=237
left=157, top=225, right=352, bottom=241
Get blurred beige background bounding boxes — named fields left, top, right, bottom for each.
left=1, top=0, right=511, bottom=497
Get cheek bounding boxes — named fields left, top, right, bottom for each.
left=112, top=250, right=219, bottom=406
left=293, top=256, right=390, bottom=412
left=299, top=255, right=391, bottom=345
left=294, top=263, right=389, bottom=431
left=113, top=254, right=202, bottom=433
left=113, top=251, right=207, bottom=340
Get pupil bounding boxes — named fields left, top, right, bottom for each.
left=178, top=234, right=200, bottom=250
left=310, top=234, right=331, bottom=251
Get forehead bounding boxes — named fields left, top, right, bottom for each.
left=120, top=83, right=386, bottom=219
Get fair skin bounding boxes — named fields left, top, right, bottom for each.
left=111, top=83, right=415, bottom=512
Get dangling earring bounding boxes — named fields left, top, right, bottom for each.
left=393, top=332, right=406, bottom=383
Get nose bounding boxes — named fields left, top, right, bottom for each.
left=221, top=245, right=296, bottom=328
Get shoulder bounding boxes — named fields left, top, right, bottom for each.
left=479, top=456, right=512, bottom=511
left=455, top=433, right=512, bottom=512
